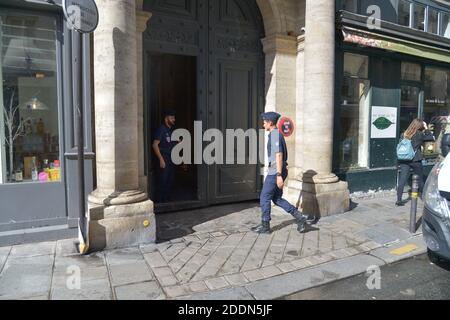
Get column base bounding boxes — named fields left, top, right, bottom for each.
left=85, top=198, right=155, bottom=252
left=286, top=178, right=350, bottom=219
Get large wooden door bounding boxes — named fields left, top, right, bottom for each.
left=143, top=0, right=265, bottom=206
left=207, top=0, right=264, bottom=204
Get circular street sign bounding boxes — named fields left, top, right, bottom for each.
left=278, top=116, right=295, bottom=138
left=63, top=0, right=99, bottom=34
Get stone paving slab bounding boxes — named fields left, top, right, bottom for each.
left=0, top=195, right=429, bottom=300
left=0, top=246, right=11, bottom=273
left=115, top=281, right=165, bottom=300
left=0, top=255, right=54, bottom=300
left=9, top=241, right=56, bottom=258
left=245, top=254, right=385, bottom=300
left=51, top=278, right=112, bottom=300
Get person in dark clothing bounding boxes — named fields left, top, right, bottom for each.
left=396, top=119, right=435, bottom=206
left=252, top=112, right=309, bottom=234
left=152, top=110, right=178, bottom=203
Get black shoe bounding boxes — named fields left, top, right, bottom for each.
left=292, top=210, right=307, bottom=233
left=305, top=214, right=317, bottom=224
left=395, top=200, right=407, bottom=207
left=251, top=221, right=271, bottom=234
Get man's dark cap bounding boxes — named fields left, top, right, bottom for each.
left=261, top=112, right=281, bottom=124
left=163, top=109, right=176, bottom=117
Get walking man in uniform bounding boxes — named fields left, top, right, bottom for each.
left=252, top=112, right=308, bottom=234
left=152, top=110, right=177, bottom=203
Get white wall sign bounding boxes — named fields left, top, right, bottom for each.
left=371, top=106, right=397, bottom=139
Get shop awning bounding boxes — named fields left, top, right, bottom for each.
left=342, top=26, right=450, bottom=64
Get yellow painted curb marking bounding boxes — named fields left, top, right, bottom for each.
left=390, top=244, right=418, bottom=256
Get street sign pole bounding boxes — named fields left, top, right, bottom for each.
left=62, top=0, right=99, bottom=254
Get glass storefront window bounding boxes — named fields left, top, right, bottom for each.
left=413, top=3, right=426, bottom=31
left=0, top=12, right=60, bottom=184
left=400, top=86, right=420, bottom=134
left=442, top=13, right=450, bottom=39
left=398, top=0, right=412, bottom=27
left=344, top=52, right=369, bottom=79
left=340, top=53, right=370, bottom=171
left=424, top=67, right=450, bottom=157
left=428, top=8, right=439, bottom=34
left=401, top=62, right=421, bottom=81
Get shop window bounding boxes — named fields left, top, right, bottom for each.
left=0, top=12, right=61, bottom=184
left=398, top=0, right=412, bottom=27
left=428, top=8, right=439, bottom=34
left=400, top=85, right=420, bottom=134
left=401, top=62, right=421, bottom=81
left=340, top=53, right=370, bottom=171
left=412, top=3, right=426, bottom=31
left=424, top=67, right=450, bottom=157
left=442, top=13, right=450, bottom=39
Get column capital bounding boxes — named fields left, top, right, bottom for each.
left=137, top=10, right=152, bottom=33
left=261, top=34, right=297, bottom=55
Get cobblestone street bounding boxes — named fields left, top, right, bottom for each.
left=0, top=195, right=427, bottom=300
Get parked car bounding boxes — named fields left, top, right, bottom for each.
left=422, top=133, right=450, bottom=261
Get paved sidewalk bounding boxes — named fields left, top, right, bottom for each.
left=0, top=196, right=427, bottom=300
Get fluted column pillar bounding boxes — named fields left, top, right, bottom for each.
left=87, top=0, right=155, bottom=251
left=289, top=0, right=350, bottom=217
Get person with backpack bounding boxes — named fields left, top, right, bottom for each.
left=396, top=118, right=435, bottom=206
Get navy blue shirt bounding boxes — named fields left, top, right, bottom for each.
left=267, top=129, right=288, bottom=175
left=154, top=125, right=177, bottom=156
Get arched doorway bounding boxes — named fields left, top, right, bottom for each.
left=143, top=0, right=265, bottom=212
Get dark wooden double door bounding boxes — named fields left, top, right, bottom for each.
left=143, top=0, right=265, bottom=208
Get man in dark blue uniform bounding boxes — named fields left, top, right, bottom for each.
left=252, top=112, right=308, bottom=234
left=152, top=110, right=177, bottom=203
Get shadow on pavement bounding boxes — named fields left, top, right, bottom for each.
left=155, top=201, right=259, bottom=243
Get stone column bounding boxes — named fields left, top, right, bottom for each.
left=87, top=0, right=155, bottom=251
left=285, top=35, right=306, bottom=205
left=136, top=3, right=152, bottom=193
left=261, top=34, right=298, bottom=175
left=289, top=0, right=350, bottom=217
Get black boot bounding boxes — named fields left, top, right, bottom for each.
left=291, top=210, right=308, bottom=233
left=251, top=221, right=271, bottom=234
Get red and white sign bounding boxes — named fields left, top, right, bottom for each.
left=278, top=117, right=295, bottom=138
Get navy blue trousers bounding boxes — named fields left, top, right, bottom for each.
left=157, top=154, right=175, bottom=203
left=260, top=170, right=297, bottom=222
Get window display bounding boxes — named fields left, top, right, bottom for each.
left=401, top=62, right=421, bottom=81
left=424, top=67, right=450, bottom=157
left=339, top=53, right=370, bottom=170
left=0, top=12, right=60, bottom=184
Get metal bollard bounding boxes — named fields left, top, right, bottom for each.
left=410, top=174, right=420, bottom=234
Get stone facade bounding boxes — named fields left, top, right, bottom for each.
left=88, top=0, right=350, bottom=251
